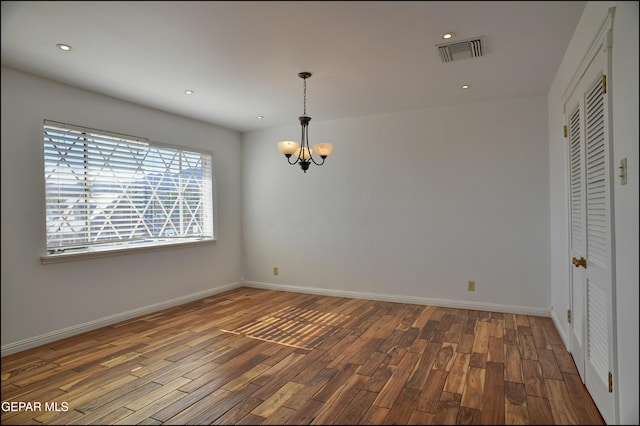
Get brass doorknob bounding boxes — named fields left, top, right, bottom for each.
left=572, top=257, right=587, bottom=268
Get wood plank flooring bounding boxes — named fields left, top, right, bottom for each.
left=1, top=287, right=605, bottom=425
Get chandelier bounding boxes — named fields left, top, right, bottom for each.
left=277, top=72, right=334, bottom=172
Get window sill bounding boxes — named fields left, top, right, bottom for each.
left=40, top=238, right=215, bottom=264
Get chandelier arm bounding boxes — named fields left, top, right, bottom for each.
left=286, top=155, right=300, bottom=165
left=302, top=117, right=324, bottom=166
left=302, top=119, right=307, bottom=151
left=309, top=153, right=326, bottom=166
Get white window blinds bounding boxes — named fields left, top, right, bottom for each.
left=43, top=120, right=214, bottom=254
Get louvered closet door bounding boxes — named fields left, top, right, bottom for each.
left=564, top=32, right=616, bottom=424
left=567, top=101, right=586, bottom=381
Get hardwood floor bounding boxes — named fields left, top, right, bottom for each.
left=1, top=287, right=605, bottom=425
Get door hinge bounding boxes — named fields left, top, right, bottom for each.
left=563, top=125, right=567, bottom=138
left=567, top=309, right=572, bottom=323
left=608, top=371, right=613, bottom=393
left=602, top=75, right=607, bottom=94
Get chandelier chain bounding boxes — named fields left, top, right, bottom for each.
left=303, top=77, right=307, bottom=115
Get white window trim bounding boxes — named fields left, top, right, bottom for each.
left=40, top=238, right=215, bottom=264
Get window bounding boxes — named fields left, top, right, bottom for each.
left=42, top=120, right=214, bottom=260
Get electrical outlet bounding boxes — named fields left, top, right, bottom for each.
left=273, top=267, right=278, bottom=276
left=468, top=280, right=475, bottom=291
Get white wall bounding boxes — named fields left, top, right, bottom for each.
left=242, top=96, right=550, bottom=314
left=548, top=1, right=639, bottom=424
left=1, top=67, right=244, bottom=354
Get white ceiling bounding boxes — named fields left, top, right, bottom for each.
left=1, top=1, right=586, bottom=133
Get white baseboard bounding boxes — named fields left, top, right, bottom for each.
left=1, top=281, right=243, bottom=357
left=242, top=281, right=551, bottom=317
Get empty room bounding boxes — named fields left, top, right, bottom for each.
left=1, top=1, right=638, bottom=425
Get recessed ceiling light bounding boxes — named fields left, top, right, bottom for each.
left=184, top=90, right=194, bottom=95
left=442, top=32, right=455, bottom=40
left=56, top=43, right=72, bottom=51
left=256, top=116, right=264, bottom=120
left=462, top=84, right=470, bottom=89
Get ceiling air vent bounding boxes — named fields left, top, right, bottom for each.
left=436, top=36, right=486, bottom=63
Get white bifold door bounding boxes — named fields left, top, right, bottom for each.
left=564, top=8, right=617, bottom=425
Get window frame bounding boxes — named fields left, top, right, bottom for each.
left=40, top=120, right=217, bottom=264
